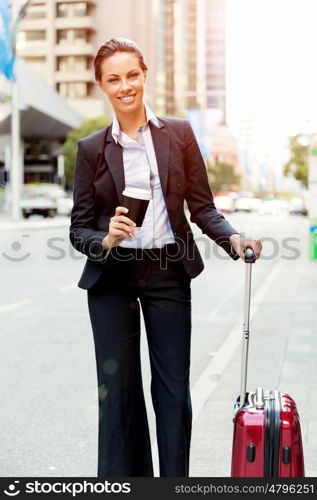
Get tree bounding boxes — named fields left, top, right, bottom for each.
left=63, top=116, right=111, bottom=186
left=283, top=134, right=309, bottom=188
left=206, top=160, right=241, bottom=193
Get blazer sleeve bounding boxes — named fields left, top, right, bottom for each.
left=69, top=139, right=108, bottom=261
left=183, top=120, right=240, bottom=260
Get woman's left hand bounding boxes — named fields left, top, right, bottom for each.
left=229, top=234, right=262, bottom=261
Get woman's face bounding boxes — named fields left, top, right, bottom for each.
left=97, top=52, right=147, bottom=115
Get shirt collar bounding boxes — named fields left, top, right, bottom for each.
left=111, top=102, right=161, bottom=143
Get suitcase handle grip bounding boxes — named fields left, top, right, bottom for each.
left=244, top=247, right=256, bottom=263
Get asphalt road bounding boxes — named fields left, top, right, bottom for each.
left=0, top=211, right=306, bottom=476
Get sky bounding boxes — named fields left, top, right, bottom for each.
left=226, top=0, right=317, bottom=138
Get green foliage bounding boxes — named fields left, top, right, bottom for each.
left=283, top=134, right=308, bottom=188
left=63, top=116, right=111, bottom=186
left=206, top=160, right=241, bottom=193
left=0, top=91, right=11, bottom=102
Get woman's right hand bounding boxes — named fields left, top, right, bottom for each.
left=102, top=206, right=136, bottom=250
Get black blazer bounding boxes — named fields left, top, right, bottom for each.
left=69, top=117, right=239, bottom=290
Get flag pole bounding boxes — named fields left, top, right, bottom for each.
left=10, top=0, right=22, bottom=221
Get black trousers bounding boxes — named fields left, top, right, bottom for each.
left=87, top=244, right=192, bottom=477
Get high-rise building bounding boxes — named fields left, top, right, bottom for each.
left=17, top=0, right=100, bottom=118
left=93, top=0, right=157, bottom=116
left=154, top=1, right=227, bottom=118
left=237, top=111, right=276, bottom=191
left=185, top=0, right=199, bottom=110
left=17, top=0, right=227, bottom=124
left=17, top=0, right=156, bottom=119
left=163, top=0, right=175, bottom=115
left=205, top=0, right=226, bottom=119
left=153, top=0, right=201, bottom=117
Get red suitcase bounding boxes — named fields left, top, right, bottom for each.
left=231, top=249, right=305, bottom=477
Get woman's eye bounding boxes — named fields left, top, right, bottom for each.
left=108, top=74, right=138, bottom=83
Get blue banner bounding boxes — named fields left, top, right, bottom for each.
left=0, top=0, right=15, bottom=81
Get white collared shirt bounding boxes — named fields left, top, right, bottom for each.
left=111, top=103, right=175, bottom=248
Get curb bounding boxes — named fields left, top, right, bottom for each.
left=0, top=217, right=70, bottom=231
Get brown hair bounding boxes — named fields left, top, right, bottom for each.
left=94, top=37, right=148, bottom=82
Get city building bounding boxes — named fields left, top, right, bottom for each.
left=17, top=0, right=100, bottom=118
left=17, top=0, right=157, bottom=119
left=153, top=0, right=203, bottom=117
left=209, top=122, right=239, bottom=169
left=0, top=59, right=83, bottom=185
left=13, top=0, right=235, bottom=173
left=16, top=0, right=227, bottom=122
left=236, top=111, right=278, bottom=192
left=205, top=0, right=226, bottom=118
left=151, top=0, right=235, bottom=168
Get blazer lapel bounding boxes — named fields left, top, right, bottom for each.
left=101, top=118, right=170, bottom=204
left=150, top=120, right=170, bottom=196
left=103, top=125, right=125, bottom=205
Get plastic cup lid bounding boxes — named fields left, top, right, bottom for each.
left=122, top=187, right=152, bottom=200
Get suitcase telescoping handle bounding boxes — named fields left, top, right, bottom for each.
left=239, top=247, right=256, bottom=408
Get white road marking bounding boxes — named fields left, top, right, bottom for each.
left=194, top=278, right=244, bottom=322
left=0, top=299, right=31, bottom=314
left=0, top=218, right=70, bottom=231
left=191, top=260, right=283, bottom=422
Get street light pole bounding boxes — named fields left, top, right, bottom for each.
left=10, top=0, right=22, bottom=221
left=308, top=135, right=317, bottom=260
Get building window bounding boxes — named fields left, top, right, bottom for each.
left=207, top=62, right=225, bottom=73
left=56, top=3, right=69, bottom=18
left=74, top=56, right=87, bottom=70
left=58, top=82, right=87, bottom=98
left=57, top=56, right=87, bottom=71
left=21, top=30, right=46, bottom=42
left=207, top=96, right=221, bottom=108
left=72, top=82, right=87, bottom=98
left=25, top=3, right=46, bottom=19
left=73, top=2, right=87, bottom=16
left=207, top=76, right=225, bottom=90
left=57, top=56, right=69, bottom=71
left=57, top=29, right=88, bottom=45
left=57, top=2, right=87, bottom=17
left=74, top=29, right=87, bottom=43
left=57, top=30, right=68, bottom=44
left=24, top=56, right=46, bottom=74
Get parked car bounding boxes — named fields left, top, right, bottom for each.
left=56, top=194, right=73, bottom=216
left=44, top=185, right=73, bottom=215
left=249, top=197, right=262, bottom=212
left=20, top=183, right=73, bottom=218
left=289, top=197, right=308, bottom=216
left=234, top=192, right=256, bottom=212
left=258, top=199, right=284, bottom=216
left=214, top=194, right=235, bottom=213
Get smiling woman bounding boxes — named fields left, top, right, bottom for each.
left=69, top=36, right=262, bottom=479
left=95, top=39, right=148, bottom=140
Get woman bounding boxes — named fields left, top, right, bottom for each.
left=70, top=37, right=262, bottom=477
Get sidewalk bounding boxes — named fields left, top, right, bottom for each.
left=189, top=237, right=317, bottom=477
